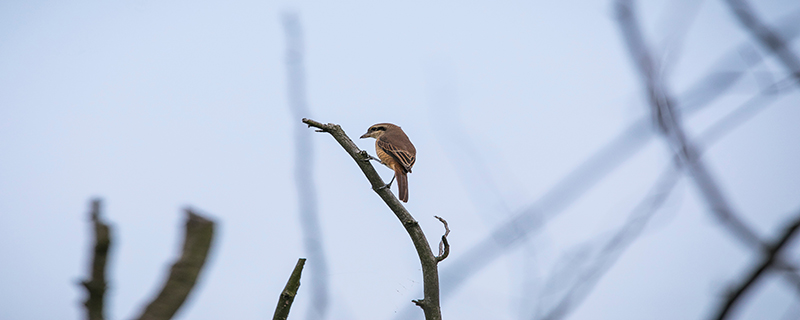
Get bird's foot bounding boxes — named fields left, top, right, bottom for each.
left=360, top=150, right=382, bottom=163
left=379, top=175, right=396, bottom=190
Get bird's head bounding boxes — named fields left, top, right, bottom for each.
left=360, top=123, right=397, bottom=139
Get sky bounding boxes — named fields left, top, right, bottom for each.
left=1, top=1, right=799, bottom=320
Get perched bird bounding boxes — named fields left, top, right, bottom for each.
left=360, top=123, right=416, bottom=202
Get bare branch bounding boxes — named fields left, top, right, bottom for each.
left=281, top=12, right=330, bottom=320
left=302, top=118, right=442, bottom=320
left=723, top=0, right=800, bottom=86
left=81, top=199, right=112, bottom=320
left=135, top=209, right=215, bottom=320
left=273, top=258, right=307, bottom=320
left=713, top=212, right=800, bottom=320
left=434, top=216, right=450, bottom=263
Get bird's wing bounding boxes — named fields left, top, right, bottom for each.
left=377, top=139, right=415, bottom=173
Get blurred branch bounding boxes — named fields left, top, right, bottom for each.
left=536, top=161, right=681, bottom=320
left=281, top=12, right=330, bottom=320
left=390, top=9, right=800, bottom=320
left=302, top=118, right=442, bottom=320
left=135, top=209, right=215, bottom=320
left=537, top=69, right=798, bottom=319
left=713, top=211, right=800, bottom=320
left=617, top=0, right=758, bottom=251
left=616, top=0, right=800, bottom=294
left=81, top=199, right=112, bottom=320
left=273, top=258, right=307, bottom=320
left=723, top=0, right=800, bottom=86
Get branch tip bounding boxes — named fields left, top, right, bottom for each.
left=435, top=216, right=451, bottom=263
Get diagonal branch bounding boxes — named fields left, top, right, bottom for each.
left=273, top=258, right=307, bottom=320
left=713, top=211, right=800, bottom=320
left=302, top=118, right=442, bottom=320
left=135, top=209, right=216, bottom=320
left=723, top=0, right=800, bottom=86
left=81, top=199, right=112, bottom=320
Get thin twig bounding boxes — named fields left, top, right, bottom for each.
left=302, top=118, right=442, bottom=320
left=135, top=209, right=215, bottom=320
left=282, top=12, right=330, bottom=320
left=273, top=258, right=307, bottom=320
left=434, top=216, right=450, bottom=263
left=713, top=211, right=800, bottom=320
left=81, top=199, right=112, bottom=320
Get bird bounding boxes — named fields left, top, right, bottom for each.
left=360, top=123, right=416, bottom=202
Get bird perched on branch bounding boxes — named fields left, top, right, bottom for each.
left=360, top=123, right=416, bottom=202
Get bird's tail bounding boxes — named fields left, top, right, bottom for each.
left=397, top=171, right=409, bottom=202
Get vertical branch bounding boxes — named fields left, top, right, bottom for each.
left=302, top=119, right=442, bottom=320
left=135, top=209, right=215, bottom=320
left=281, top=12, right=330, bottom=320
left=273, top=258, right=307, bottom=320
left=81, top=198, right=112, bottom=320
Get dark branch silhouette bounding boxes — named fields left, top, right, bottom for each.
left=302, top=118, right=443, bottom=320
left=135, top=209, right=215, bottom=320
left=273, top=258, right=307, bottom=320
left=281, top=12, right=330, bottom=320
left=713, top=211, right=800, bottom=320
left=81, top=199, right=112, bottom=320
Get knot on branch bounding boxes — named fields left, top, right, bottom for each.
left=434, top=216, right=450, bottom=263
left=402, top=219, right=419, bottom=228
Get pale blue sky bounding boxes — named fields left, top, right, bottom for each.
left=1, top=1, right=799, bottom=320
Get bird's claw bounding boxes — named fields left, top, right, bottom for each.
left=379, top=175, right=396, bottom=190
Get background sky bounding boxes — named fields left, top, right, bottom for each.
left=1, top=0, right=799, bottom=320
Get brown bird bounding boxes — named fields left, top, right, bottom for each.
left=360, top=123, right=416, bottom=202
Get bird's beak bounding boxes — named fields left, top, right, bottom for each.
left=359, top=132, right=369, bottom=139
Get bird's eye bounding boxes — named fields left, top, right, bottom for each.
left=370, top=127, right=376, bottom=131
